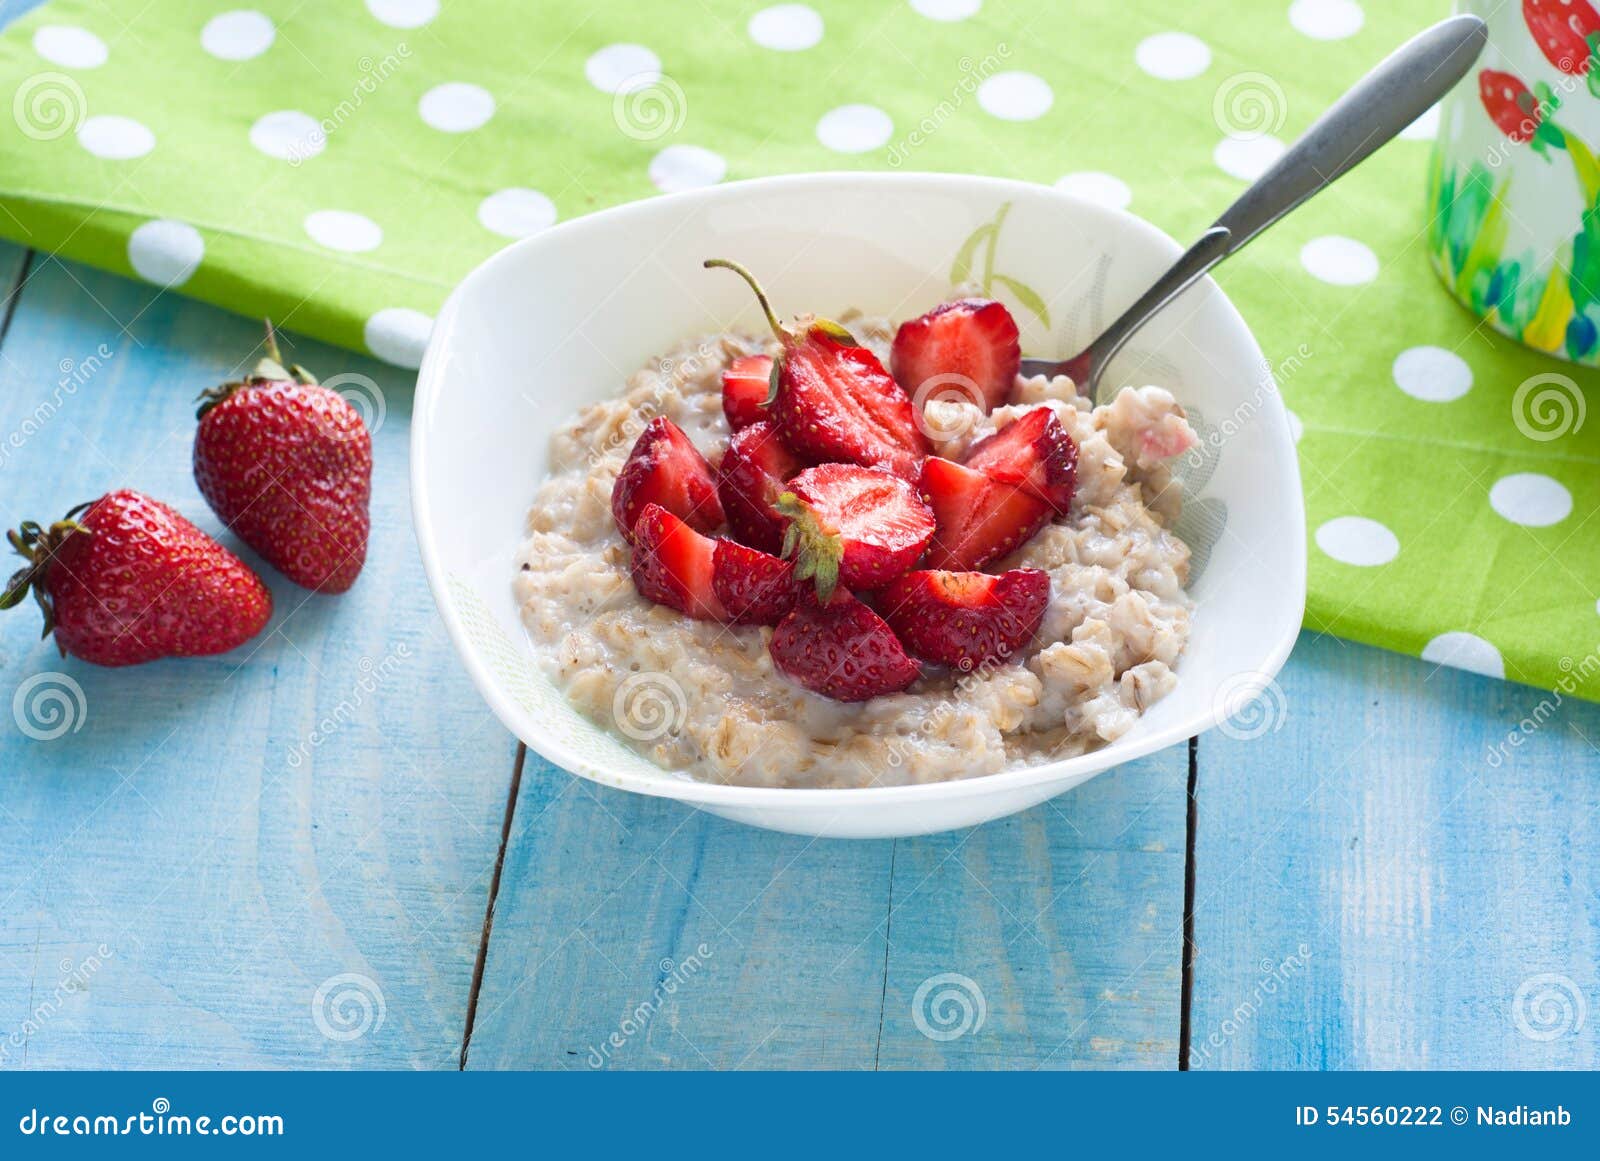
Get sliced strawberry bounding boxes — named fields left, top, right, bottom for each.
left=918, top=456, right=1053, bottom=571
left=705, top=258, right=928, bottom=479
left=890, top=298, right=1021, bottom=413
left=722, top=354, right=773, bottom=431
left=716, top=420, right=808, bottom=553
left=612, top=417, right=724, bottom=542
left=879, top=568, right=1050, bottom=671
left=961, top=407, right=1078, bottom=513
left=770, top=590, right=920, bottom=702
left=629, top=503, right=727, bottom=620
left=712, top=539, right=797, bottom=625
left=775, top=330, right=928, bottom=479
left=779, top=463, right=936, bottom=599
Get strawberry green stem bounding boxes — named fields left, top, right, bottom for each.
left=704, top=258, right=788, bottom=341
left=197, top=319, right=319, bottom=418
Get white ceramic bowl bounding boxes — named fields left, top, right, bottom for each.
left=412, top=173, right=1305, bottom=839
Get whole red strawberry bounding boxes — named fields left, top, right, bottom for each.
left=1, top=490, right=272, bottom=667
left=193, top=323, right=372, bottom=593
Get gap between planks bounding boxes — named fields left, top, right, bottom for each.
left=0, top=248, right=36, bottom=347
left=1178, top=734, right=1199, bottom=1070
left=457, top=735, right=1200, bottom=1070
left=459, top=743, right=529, bottom=1069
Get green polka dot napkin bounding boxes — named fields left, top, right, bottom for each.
left=0, top=0, right=1596, bottom=699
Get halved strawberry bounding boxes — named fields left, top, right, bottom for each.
left=712, top=539, right=797, bottom=625
left=779, top=463, right=936, bottom=600
left=962, top=407, right=1078, bottom=513
left=612, top=417, right=724, bottom=542
left=890, top=298, right=1021, bottom=413
left=629, top=502, right=727, bottom=620
left=918, top=456, right=1053, bottom=571
left=770, top=590, right=921, bottom=702
left=878, top=568, right=1050, bottom=671
left=722, top=354, right=773, bottom=431
left=706, top=259, right=928, bottom=479
left=716, top=419, right=807, bottom=553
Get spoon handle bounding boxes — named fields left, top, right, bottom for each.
left=1071, top=13, right=1486, bottom=398
left=1213, top=13, right=1487, bottom=251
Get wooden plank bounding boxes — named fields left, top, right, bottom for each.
left=0, top=254, right=516, bottom=1068
left=1189, top=630, right=1600, bottom=1069
left=874, top=748, right=1186, bottom=1069
left=468, top=744, right=1186, bottom=1069
left=464, top=757, right=895, bottom=1070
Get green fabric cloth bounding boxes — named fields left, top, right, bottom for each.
left=0, top=0, right=1595, bottom=699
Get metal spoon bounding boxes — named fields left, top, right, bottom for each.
left=1025, top=14, right=1488, bottom=401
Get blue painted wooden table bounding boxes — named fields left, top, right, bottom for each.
left=2, top=235, right=1597, bottom=1070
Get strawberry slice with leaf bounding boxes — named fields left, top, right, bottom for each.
left=918, top=456, right=1053, bottom=571
left=890, top=298, right=1022, bottom=412
left=777, top=463, right=935, bottom=601
left=879, top=568, right=1050, bottom=671
left=722, top=354, right=774, bottom=431
left=770, top=590, right=921, bottom=702
left=716, top=419, right=807, bottom=553
left=962, top=407, right=1078, bottom=513
left=612, top=416, right=724, bottom=543
left=705, top=259, right=928, bottom=479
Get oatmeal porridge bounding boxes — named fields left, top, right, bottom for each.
left=514, top=284, right=1197, bottom=789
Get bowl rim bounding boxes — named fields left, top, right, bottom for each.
left=411, top=170, right=1306, bottom=810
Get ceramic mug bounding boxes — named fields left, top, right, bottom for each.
left=1429, top=0, right=1600, bottom=363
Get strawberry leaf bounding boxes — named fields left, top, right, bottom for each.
left=764, top=354, right=783, bottom=407
left=775, top=492, right=843, bottom=604
left=951, top=223, right=992, bottom=286
left=992, top=274, right=1051, bottom=329
left=808, top=318, right=861, bottom=347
